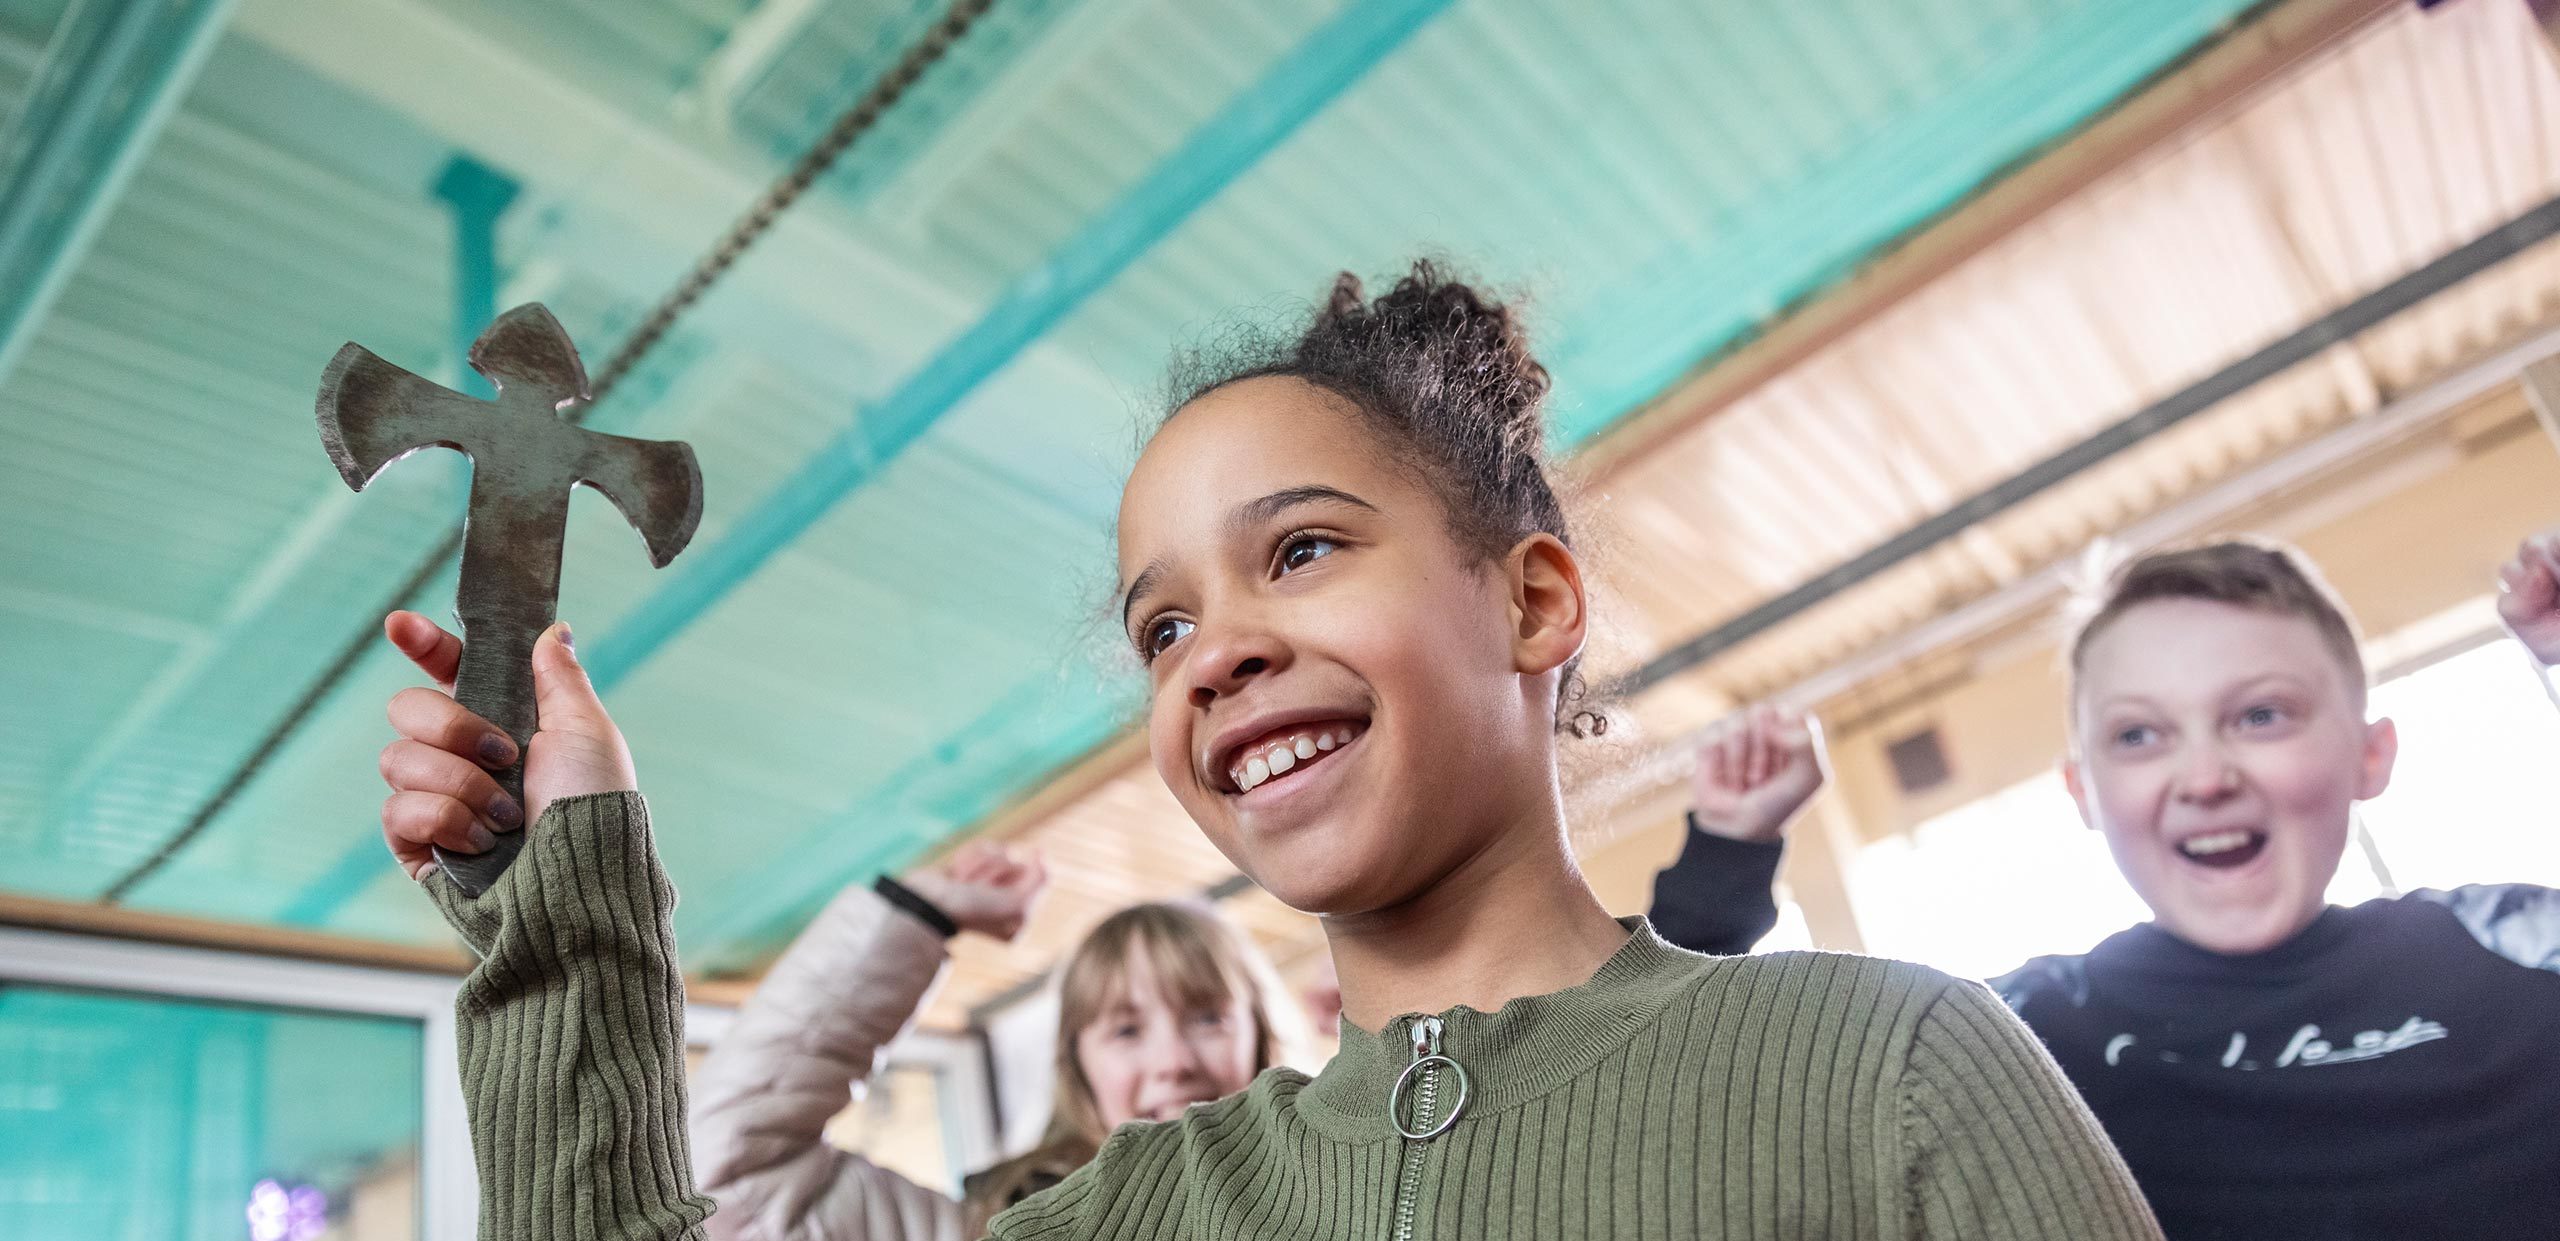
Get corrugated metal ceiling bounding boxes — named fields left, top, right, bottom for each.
left=917, top=0, right=2560, bottom=1025
left=4, top=0, right=2320, bottom=976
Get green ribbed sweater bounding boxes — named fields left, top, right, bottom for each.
left=433, top=795, right=2158, bottom=1240
left=427, top=793, right=714, bottom=1241
left=989, top=924, right=2161, bottom=1241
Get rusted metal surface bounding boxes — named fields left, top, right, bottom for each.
left=317, top=304, right=702, bottom=894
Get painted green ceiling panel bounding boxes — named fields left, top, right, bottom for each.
left=733, top=0, right=1088, bottom=204
left=0, top=0, right=2272, bottom=970
left=0, top=614, right=183, bottom=897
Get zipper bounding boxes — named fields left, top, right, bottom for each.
left=1388, top=1015, right=1467, bottom=1241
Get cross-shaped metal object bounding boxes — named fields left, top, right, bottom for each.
left=318, top=304, right=702, bottom=895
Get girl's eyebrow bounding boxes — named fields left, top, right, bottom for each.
left=1227, top=484, right=1377, bottom=535
left=1119, top=486, right=1379, bottom=626
left=1121, top=564, right=1163, bottom=630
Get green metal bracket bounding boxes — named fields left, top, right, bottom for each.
left=429, top=155, right=521, bottom=399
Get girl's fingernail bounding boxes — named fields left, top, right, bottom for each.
left=479, top=733, right=515, bottom=766
left=556, top=622, right=575, bottom=655
left=466, top=823, right=499, bottom=853
left=416, top=862, right=441, bottom=883
left=489, top=793, right=524, bottom=830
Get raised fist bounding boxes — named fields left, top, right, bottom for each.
left=900, top=842, right=1047, bottom=942
left=2497, top=530, right=2560, bottom=667
left=1688, top=705, right=1827, bottom=844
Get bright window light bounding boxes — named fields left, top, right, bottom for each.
left=2358, top=637, right=2560, bottom=893
left=1848, top=773, right=2149, bottom=980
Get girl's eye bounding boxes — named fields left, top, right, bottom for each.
left=1278, top=534, right=1339, bottom=574
left=2112, top=724, right=2158, bottom=750
left=1190, top=1010, right=1229, bottom=1030
left=1140, top=617, right=1195, bottom=662
left=2239, top=705, right=2286, bottom=730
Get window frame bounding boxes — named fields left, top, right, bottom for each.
left=0, top=927, right=472, bottom=1240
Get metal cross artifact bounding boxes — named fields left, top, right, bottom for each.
left=317, top=305, right=703, bottom=895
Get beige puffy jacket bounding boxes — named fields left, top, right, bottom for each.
left=691, top=884, right=970, bottom=1241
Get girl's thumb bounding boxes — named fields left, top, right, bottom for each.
left=532, top=622, right=612, bottom=739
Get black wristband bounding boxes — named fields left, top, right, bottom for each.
left=874, top=875, right=961, bottom=938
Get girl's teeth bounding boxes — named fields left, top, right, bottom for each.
left=1231, top=726, right=1363, bottom=794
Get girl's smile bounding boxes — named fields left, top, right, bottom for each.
left=1214, top=716, right=1366, bottom=796
left=1116, top=375, right=1571, bottom=918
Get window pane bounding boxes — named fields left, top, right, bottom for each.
left=0, top=985, right=421, bottom=1241
left=2360, top=637, right=2560, bottom=892
left=1850, top=773, right=2153, bottom=980
left=824, top=1064, right=954, bottom=1194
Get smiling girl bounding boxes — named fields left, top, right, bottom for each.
left=371, top=263, right=2158, bottom=1239
left=689, top=844, right=1301, bottom=1240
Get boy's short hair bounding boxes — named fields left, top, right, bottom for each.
left=2065, top=537, right=2368, bottom=705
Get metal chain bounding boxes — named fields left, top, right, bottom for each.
left=587, top=0, right=998, bottom=406
left=100, top=0, right=1000, bottom=905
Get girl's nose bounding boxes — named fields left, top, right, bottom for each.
left=1185, top=618, right=1287, bottom=709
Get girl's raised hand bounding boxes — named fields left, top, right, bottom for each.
left=1688, top=704, right=1828, bottom=844
left=902, top=842, right=1047, bottom=942
left=2497, top=530, right=2560, bottom=667
left=377, top=610, right=639, bottom=881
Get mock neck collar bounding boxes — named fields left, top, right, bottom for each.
left=1296, top=917, right=1706, bottom=1140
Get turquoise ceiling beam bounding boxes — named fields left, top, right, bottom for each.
left=579, top=0, right=1456, bottom=693
left=0, top=0, right=243, bottom=387
left=677, top=669, right=1127, bottom=971
left=428, top=155, right=520, bottom=399
left=276, top=0, right=1455, bottom=933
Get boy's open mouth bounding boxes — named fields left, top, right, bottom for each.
left=2174, top=828, right=2268, bottom=870
left=1224, top=720, right=1366, bottom=794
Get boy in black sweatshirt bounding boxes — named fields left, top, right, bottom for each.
left=1650, top=533, right=2560, bottom=1239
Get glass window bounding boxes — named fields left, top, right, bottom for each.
left=823, top=1063, right=955, bottom=1193
left=0, top=985, right=422, bottom=1241
left=2357, top=637, right=2560, bottom=893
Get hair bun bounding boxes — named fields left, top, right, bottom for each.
left=1160, top=257, right=1592, bottom=734
left=1308, top=262, right=1549, bottom=433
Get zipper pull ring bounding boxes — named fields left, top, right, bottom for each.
left=1389, top=1015, right=1470, bottom=1140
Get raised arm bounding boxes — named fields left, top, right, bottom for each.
left=690, top=846, right=1044, bottom=1241
left=1649, top=706, right=1824, bottom=955
left=375, top=614, right=713, bottom=1240
left=2497, top=529, right=2560, bottom=668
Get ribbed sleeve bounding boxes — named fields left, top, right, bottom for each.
left=427, top=792, right=715, bottom=1241
left=1899, top=980, right=2159, bottom=1239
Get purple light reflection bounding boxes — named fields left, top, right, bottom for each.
left=246, top=1178, right=330, bottom=1241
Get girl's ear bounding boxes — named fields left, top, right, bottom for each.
left=1508, top=533, right=1587, bottom=677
